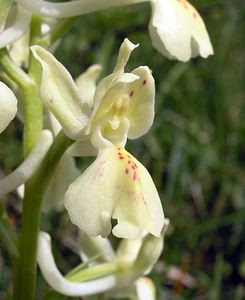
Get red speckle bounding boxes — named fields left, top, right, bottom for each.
left=129, top=90, right=134, bottom=97
left=125, top=168, right=129, bottom=174
left=143, top=80, right=147, bottom=85
left=119, top=156, right=124, bottom=160
left=128, top=160, right=131, bottom=164
left=193, top=12, right=197, bottom=18
left=131, top=165, right=136, bottom=170
left=133, top=172, right=137, bottom=181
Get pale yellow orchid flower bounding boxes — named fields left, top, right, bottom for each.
left=31, top=38, right=164, bottom=239
left=64, top=39, right=164, bottom=239
left=18, top=0, right=213, bottom=61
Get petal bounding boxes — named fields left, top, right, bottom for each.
left=123, top=66, right=155, bottom=139
left=117, top=238, right=143, bottom=266
left=91, top=38, right=138, bottom=115
left=31, top=45, right=90, bottom=140
left=113, top=38, right=138, bottom=73
left=37, top=231, right=117, bottom=296
left=79, top=232, right=116, bottom=263
left=88, top=67, right=154, bottom=146
left=86, top=39, right=141, bottom=148
left=0, top=130, right=53, bottom=196
left=16, top=0, right=145, bottom=18
left=149, top=0, right=214, bottom=61
left=135, top=277, right=156, bottom=300
left=64, top=146, right=164, bottom=239
left=0, top=81, right=17, bottom=133
left=75, top=64, right=102, bottom=109
left=0, top=5, right=31, bottom=49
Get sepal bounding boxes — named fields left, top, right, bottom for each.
left=31, top=45, right=90, bottom=140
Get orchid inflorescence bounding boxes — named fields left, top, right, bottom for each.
left=0, top=0, right=213, bottom=299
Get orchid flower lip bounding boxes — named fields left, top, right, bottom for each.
left=64, top=146, right=164, bottom=240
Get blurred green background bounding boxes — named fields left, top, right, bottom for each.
left=0, top=0, right=245, bottom=299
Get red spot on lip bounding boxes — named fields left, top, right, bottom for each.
left=143, top=80, right=147, bottom=85
left=128, top=160, right=131, bottom=164
left=119, top=156, right=124, bottom=160
left=125, top=168, right=129, bottom=174
left=129, top=90, right=134, bottom=97
left=133, top=171, right=137, bottom=181
left=131, top=165, right=136, bottom=170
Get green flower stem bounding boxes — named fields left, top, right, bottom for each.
left=13, top=130, right=74, bottom=300
left=0, top=48, right=43, bottom=156
left=0, top=48, right=32, bottom=88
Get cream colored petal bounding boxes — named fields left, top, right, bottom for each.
left=124, top=66, right=155, bottom=139
left=0, top=5, right=31, bottom=48
left=91, top=38, right=138, bottom=115
left=117, top=238, right=143, bottom=267
left=130, top=235, right=163, bottom=279
left=79, top=232, right=116, bottom=263
left=87, top=40, right=154, bottom=147
left=16, top=0, right=147, bottom=18
left=64, top=147, right=164, bottom=239
left=135, top=277, right=156, bottom=300
left=113, top=38, right=138, bottom=73
left=37, top=231, right=117, bottom=296
left=0, top=82, right=17, bottom=133
left=0, top=130, right=53, bottom=196
left=42, top=153, right=80, bottom=212
left=31, top=45, right=90, bottom=140
left=149, top=0, right=213, bottom=61
left=75, top=64, right=102, bottom=109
